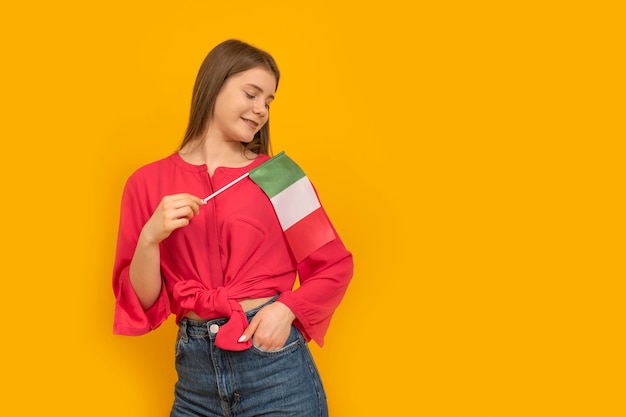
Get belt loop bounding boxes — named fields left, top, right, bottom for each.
left=179, top=319, right=189, bottom=343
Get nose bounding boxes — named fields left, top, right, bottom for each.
left=252, top=102, right=268, bottom=117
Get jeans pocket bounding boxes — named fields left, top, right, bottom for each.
left=250, top=325, right=302, bottom=356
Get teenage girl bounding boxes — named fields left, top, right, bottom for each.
left=112, top=39, right=353, bottom=417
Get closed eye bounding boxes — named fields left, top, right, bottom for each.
left=245, top=91, right=271, bottom=110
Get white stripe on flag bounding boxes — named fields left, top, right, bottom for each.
left=270, top=176, right=321, bottom=230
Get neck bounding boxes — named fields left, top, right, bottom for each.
left=179, top=138, right=256, bottom=174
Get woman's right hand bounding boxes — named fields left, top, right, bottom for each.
left=140, top=193, right=205, bottom=245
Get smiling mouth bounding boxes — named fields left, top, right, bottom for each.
left=241, top=118, right=259, bottom=129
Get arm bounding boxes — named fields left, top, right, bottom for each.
left=279, top=238, right=354, bottom=346
left=239, top=181, right=354, bottom=349
left=239, top=238, right=353, bottom=349
left=112, top=174, right=204, bottom=335
left=129, top=194, right=205, bottom=309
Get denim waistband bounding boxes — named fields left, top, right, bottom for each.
left=179, top=294, right=280, bottom=335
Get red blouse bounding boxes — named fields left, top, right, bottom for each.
left=112, top=153, right=353, bottom=350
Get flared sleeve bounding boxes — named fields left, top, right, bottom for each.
left=277, top=223, right=354, bottom=347
left=112, top=174, right=171, bottom=335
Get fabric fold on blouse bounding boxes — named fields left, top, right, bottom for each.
left=173, top=282, right=251, bottom=350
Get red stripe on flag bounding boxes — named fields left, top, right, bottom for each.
left=284, top=207, right=336, bottom=263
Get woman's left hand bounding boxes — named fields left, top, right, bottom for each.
left=238, top=302, right=296, bottom=351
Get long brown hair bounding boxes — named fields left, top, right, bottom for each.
left=179, top=39, right=280, bottom=155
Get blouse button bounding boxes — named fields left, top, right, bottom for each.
left=209, top=324, right=219, bottom=334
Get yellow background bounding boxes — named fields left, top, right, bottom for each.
left=1, top=1, right=623, bottom=415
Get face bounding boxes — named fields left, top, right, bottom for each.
left=209, top=66, right=277, bottom=144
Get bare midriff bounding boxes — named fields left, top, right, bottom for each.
left=184, top=296, right=275, bottom=321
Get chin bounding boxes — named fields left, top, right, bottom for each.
left=239, top=134, right=257, bottom=144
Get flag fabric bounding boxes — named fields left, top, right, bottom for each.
left=249, top=151, right=336, bottom=263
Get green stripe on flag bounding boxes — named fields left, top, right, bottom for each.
left=248, top=151, right=306, bottom=198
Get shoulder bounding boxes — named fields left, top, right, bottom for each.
left=254, top=153, right=271, bottom=165
left=127, top=152, right=206, bottom=182
left=123, top=153, right=180, bottom=192
left=130, top=154, right=177, bottom=177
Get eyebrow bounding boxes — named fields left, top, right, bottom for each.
left=245, top=83, right=275, bottom=100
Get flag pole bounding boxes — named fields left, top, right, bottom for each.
left=203, top=172, right=250, bottom=203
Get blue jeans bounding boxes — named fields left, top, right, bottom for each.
left=170, top=298, right=328, bottom=417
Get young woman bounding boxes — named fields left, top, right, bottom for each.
left=112, top=39, right=354, bottom=416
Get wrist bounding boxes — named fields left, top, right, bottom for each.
left=138, top=229, right=161, bottom=248
left=275, top=301, right=296, bottom=321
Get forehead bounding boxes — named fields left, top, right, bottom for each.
left=229, top=67, right=277, bottom=93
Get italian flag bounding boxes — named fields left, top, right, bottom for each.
left=249, top=151, right=337, bottom=263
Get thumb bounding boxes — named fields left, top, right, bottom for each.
left=238, top=316, right=259, bottom=343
